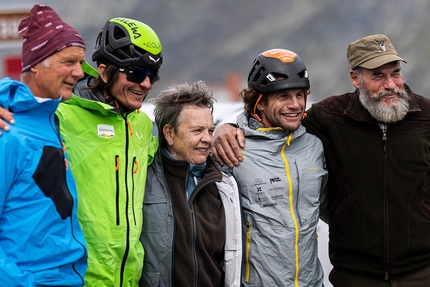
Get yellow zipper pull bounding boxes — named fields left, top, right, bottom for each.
left=245, top=221, right=251, bottom=282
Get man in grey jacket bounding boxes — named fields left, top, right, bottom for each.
left=222, top=48, right=328, bottom=287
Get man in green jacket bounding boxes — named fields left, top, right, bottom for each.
left=55, top=17, right=162, bottom=286
left=213, top=34, right=430, bottom=286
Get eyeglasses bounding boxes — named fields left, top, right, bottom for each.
left=118, top=66, right=158, bottom=84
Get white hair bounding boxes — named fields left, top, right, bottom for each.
left=20, top=56, right=52, bottom=81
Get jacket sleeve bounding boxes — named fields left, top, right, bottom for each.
left=0, top=82, right=12, bottom=110
left=216, top=173, right=243, bottom=287
left=0, top=248, right=36, bottom=286
left=0, top=137, right=37, bottom=287
left=306, top=105, right=330, bottom=223
left=147, top=135, right=158, bottom=166
left=319, top=156, right=329, bottom=224
left=302, top=103, right=326, bottom=141
left=0, top=79, right=31, bottom=111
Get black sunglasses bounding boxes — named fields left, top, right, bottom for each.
left=118, top=66, right=157, bottom=84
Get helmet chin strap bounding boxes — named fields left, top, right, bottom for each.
left=113, top=97, right=133, bottom=113
left=302, top=90, right=308, bottom=119
left=251, top=93, right=268, bottom=127
left=103, top=91, right=133, bottom=113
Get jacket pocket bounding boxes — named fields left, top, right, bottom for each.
left=32, top=146, right=73, bottom=219
left=296, top=159, right=327, bottom=227
left=140, top=269, right=161, bottom=287
left=329, top=173, right=357, bottom=230
left=142, top=193, right=168, bottom=234
left=242, top=211, right=290, bottom=286
left=414, top=174, right=430, bottom=220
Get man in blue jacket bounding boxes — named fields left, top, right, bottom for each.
left=0, top=4, right=87, bottom=286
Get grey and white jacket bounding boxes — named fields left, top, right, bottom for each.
left=231, top=113, right=328, bottom=287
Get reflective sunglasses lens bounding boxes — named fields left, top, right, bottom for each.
left=127, top=67, right=157, bottom=83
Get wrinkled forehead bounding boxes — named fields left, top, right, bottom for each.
left=177, top=105, right=214, bottom=125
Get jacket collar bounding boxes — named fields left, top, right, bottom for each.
left=237, top=113, right=307, bottom=141
left=0, top=77, right=60, bottom=113
left=70, top=76, right=132, bottom=115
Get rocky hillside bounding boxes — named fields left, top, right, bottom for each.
left=3, top=0, right=430, bottom=102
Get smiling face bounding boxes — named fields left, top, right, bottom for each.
left=350, top=61, right=410, bottom=123
left=163, top=105, right=215, bottom=165
left=351, top=61, right=405, bottom=107
left=99, top=64, right=153, bottom=110
left=257, top=88, right=306, bottom=131
left=29, top=46, right=85, bottom=101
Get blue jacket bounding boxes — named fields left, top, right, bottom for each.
left=0, top=78, right=87, bottom=287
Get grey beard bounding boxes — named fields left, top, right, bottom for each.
left=358, top=88, right=410, bottom=124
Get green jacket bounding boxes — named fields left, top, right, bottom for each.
left=303, top=85, right=430, bottom=279
left=56, top=63, right=158, bottom=286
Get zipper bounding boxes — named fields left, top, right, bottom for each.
left=245, top=221, right=251, bottom=282
left=54, top=114, right=73, bottom=217
left=382, top=132, right=387, bottom=152
left=187, top=169, right=219, bottom=286
left=54, top=114, right=85, bottom=285
left=115, top=155, right=120, bottom=225
left=190, top=205, right=198, bottom=287
left=170, top=183, right=176, bottom=286
left=132, top=156, right=137, bottom=225
left=58, top=148, right=73, bottom=217
left=281, top=141, right=300, bottom=287
left=61, top=148, right=84, bottom=285
left=382, top=130, right=390, bottom=280
left=119, top=115, right=132, bottom=286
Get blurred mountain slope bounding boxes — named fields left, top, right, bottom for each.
left=2, top=0, right=430, bottom=101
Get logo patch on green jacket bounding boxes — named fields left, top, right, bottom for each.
left=98, top=124, right=115, bottom=138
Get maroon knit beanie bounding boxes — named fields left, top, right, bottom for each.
left=18, top=4, right=86, bottom=72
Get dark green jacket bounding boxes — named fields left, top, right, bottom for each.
left=303, top=85, right=430, bottom=279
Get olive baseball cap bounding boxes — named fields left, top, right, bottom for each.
left=346, top=34, right=406, bottom=70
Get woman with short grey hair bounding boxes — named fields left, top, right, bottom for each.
left=140, top=81, right=242, bottom=287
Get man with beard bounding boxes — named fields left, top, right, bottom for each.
left=212, top=34, right=430, bottom=286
